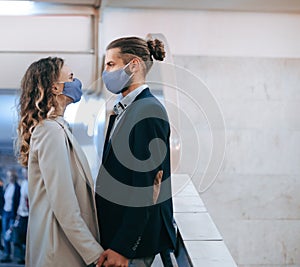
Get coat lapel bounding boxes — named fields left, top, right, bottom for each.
left=54, top=117, right=100, bottom=241
left=54, top=118, right=94, bottom=190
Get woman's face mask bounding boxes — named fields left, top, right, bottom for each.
left=61, top=78, right=83, bottom=103
left=102, top=62, right=133, bottom=94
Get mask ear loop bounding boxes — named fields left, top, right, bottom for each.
left=124, top=57, right=142, bottom=70
left=122, top=62, right=134, bottom=83
left=128, top=58, right=147, bottom=79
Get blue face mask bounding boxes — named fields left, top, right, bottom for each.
left=102, top=63, right=133, bottom=94
left=62, top=78, right=83, bottom=103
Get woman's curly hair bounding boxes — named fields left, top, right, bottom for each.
left=17, top=57, right=64, bottom=166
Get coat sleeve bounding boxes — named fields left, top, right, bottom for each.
left=35, top=121, right=103, bottom=265
left=109, top=112, right=171, bottom=258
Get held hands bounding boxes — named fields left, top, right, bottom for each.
left=96, top=249, right=129, bottom=267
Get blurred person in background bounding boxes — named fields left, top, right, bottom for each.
left=13, top=167, right=29, bottom=264
left=0, top=176, right=4, bottom=251
left=0, top=169, right=20, bottom=263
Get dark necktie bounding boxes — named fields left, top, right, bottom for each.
left=102, top=114, right=117, bottom=161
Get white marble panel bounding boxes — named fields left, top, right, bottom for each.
left=222, top=130, right=300, bottom=175
left=174, top=213, right=222, bottom=241
left=171, top=56, right=300, bottom=266
left=174, top=57, right=300, bottom=102
left=203, top=219, right=300, bottom=266
left=200, top=175, right=300, bottom=265
left=232, top=220, right=300, bottom=265
left=185, top=240, right=237, bottom=267
left=180, top=130, right=300, bottom=189
left=201, top=174, right=300, bottom=220
left=218, top=100, right=300, bottom=131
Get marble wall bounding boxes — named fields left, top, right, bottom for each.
left=173, top=56, right=300, bottom=267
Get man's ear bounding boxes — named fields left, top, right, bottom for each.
left=129, top=58, right=142, bottom=73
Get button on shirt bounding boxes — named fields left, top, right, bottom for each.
left=109, top=84, right=148, bottom=139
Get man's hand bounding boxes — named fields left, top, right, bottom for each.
left=96, top=249, right=129, bottom=267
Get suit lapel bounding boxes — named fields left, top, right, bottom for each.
left=101, top=88, right=153, bottom=164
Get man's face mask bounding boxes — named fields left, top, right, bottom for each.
left=61, top=78, right=83, bottom=103
left=102, top=62, right=134, bottom=94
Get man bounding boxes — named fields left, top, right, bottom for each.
left=13, top=168, right=29, bottom=264
left=96, top=37, right=177, bottom=267
left=1, top=169, right=20, bottom=263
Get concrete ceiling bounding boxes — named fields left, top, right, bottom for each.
left=103, top=0, right=300, bottom=13
left=34, top=0, right=100, bottom=6
left=29, top=0, right=300, bottom=13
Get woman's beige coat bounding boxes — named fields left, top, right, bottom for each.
left=26, top=117, right=103, bottom=267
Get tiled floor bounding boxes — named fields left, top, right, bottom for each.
left=0, top=250, right=24, bottom=267
left=0, top=264, right=23, bottom=267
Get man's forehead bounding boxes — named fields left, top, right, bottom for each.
left=106, top=48, right=122, bottom=59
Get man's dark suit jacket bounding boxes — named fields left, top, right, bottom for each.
left=95, top=88, right=176, bottom=259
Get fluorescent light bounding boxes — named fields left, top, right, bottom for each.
left=0, top=1, right=34, bottom=15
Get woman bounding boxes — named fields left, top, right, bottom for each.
left=17, top=57, right=103, bottom=267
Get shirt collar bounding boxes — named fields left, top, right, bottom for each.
left=113, top=84, right=148, bottom=115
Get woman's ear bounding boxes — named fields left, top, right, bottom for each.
left=51, top=83, right=62, bottom=95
